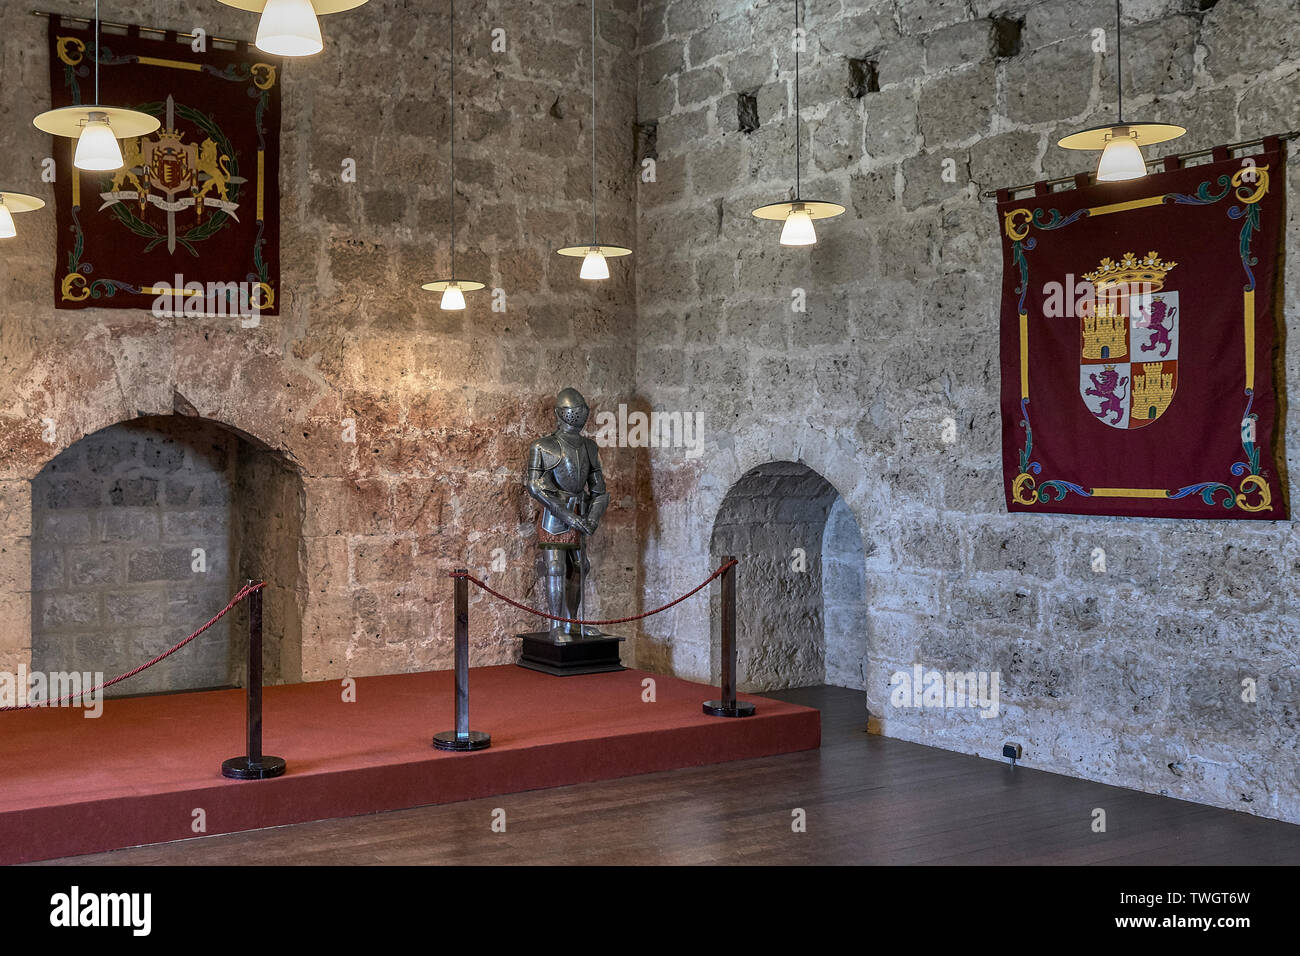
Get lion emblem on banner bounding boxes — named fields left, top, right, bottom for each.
left=97, top=93, right=246, bottom=255
left=1077, top=251, right=1179, bottom=430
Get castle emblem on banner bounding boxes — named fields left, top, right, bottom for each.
left=1078, top=251, right=1179, bottom=429
left=96, top=93, right=247, bottom=256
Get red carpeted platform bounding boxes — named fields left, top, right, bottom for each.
left=0, top=665, right=819, bottom=864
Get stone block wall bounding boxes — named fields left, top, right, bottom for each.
left=709, top=461, right=841, bottom=690
left=30, top=417, right=239, bottom=694
left=0, top=0, right=641, bottom=683
left=634, top=0, right=1300, bottom=823
left=822, top=494, right=868, bottom=689
left=231, top=442, right=305, bottom=686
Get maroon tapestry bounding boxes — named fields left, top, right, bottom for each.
left=997, top=143, right=1287, bottom=520
left=47, top=17, right=281, bottom=315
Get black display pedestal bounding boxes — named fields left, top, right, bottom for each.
left=518, top=631, right=626, bottom=676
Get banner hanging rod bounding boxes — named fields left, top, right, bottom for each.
left=30, top=9, right=252, bottom=48
left=982, top=131, right=1298, bottom=199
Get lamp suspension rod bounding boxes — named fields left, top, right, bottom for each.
left=793, top=0, right=800, bottom=199
left=979, top=131, right=1299, bottom=199
left=30, top=10, right=252, bottom=49
left=94, top=0, right=99, bottom=103
left=591, top=0, right=597, bottom=242
left=1115, top=0, right=1123, bottom=123
left=450, top=0, right=456, bottom=276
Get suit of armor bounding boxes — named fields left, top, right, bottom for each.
left=526, top=389, right=609, bottom=639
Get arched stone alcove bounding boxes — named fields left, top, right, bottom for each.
left=708, top=461, right=868, bottom=692
left=29, top=415, right=304, bottom=695
left=822, top=495, right=869, bottom=688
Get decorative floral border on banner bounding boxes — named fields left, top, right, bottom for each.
left=1002, top=159, right=1277, bottom=514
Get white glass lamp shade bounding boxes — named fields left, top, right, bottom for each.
left=440, top=283, right=467, bottom=310
left=1096, top=133, right=1147, bottom=182
left=780, top=205, right=817, bottom=246
left=74, top=115, right=124, bottom=172
left=257, top=0, right=325, bottom=57
left=0, top=192, right=46, bottom=238
left=579, top=248, right=610, bottom=280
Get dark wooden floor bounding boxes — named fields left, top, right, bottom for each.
left=34, top=686, right=1300, bottom=865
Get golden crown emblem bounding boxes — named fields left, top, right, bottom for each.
left=1083, top=251, right=1177, bottom=291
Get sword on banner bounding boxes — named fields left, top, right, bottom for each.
left=165, top=95, right=178, bottom=254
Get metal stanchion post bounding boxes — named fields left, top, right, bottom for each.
left=222, top=585, right=287, bottom=778
left=703, top=556, right=755, bottom=718
left=434, top=569, right=491, bottom=751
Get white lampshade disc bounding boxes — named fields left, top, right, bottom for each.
left=556, top=244, right=632, bottom=258
left=420, top=279, right=486, bottom=292
left=1058, top=123, right=1186, bottom=151
left=0, top=192, right=46, bottom=213
left=751, top=200, right=846, bottom=221
left=33, top=105, right=160, bottom=139
left=217, top=0, right=368, bottom=13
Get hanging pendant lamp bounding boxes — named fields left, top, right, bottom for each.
left=1058, top=0, right=1184, bottom=181
left=421, top=0, right=483, bottom=310
left=216, top=0, right=368, bottom=57
left=752, top=0, right=844, bottom=246
left=556, top=0, right=631, bottom=280
left=33, top=0, right=160, bottom=172
left=0, top=191, right=45, bottom=239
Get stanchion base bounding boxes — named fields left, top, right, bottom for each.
left=221, top=755, right=287, bottom=779
left=702, top=700, right=756, bottom=718
left=433, top=730, right=492, bottom=752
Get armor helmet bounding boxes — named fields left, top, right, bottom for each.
left=555, top=388, right=589, bottom=430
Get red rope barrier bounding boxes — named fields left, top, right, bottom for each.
left=449, top=559, right=737, bottom=626
left=0, top=581, right=266, bottom=711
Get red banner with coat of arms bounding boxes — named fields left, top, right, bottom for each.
left=46, top=16, right=281, bottom=315
left=997, top=142, right=1287, bottom=519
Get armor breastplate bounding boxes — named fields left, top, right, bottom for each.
left=549, top=435, right=589, bottom=495
left=533, top=432, right=591, bottom=535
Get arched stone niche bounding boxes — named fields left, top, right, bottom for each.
left=709, top=461, right=867, bottom=691
left=29, top=414, right=304, bottom=695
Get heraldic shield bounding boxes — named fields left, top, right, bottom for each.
left=1078, top=251, right=1179, bottom=430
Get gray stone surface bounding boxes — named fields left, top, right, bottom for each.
left=709, top=462, right=855, bottom=691
left=823, top=496, right=868, bottom=690
left=31, top=419, right=241, bottom=694
left=636, top=0, right=1300, bottom=825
